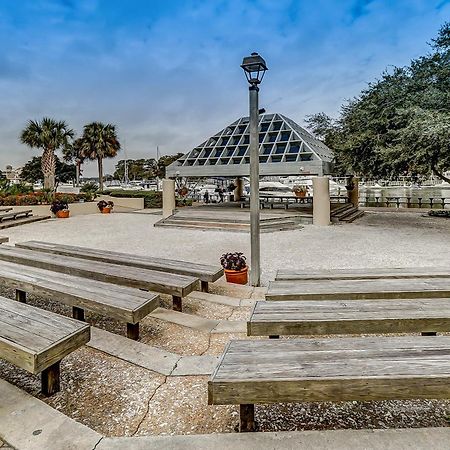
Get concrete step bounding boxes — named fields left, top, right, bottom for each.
left=0, top=215, right=50, bottom=229
left=340, top=210, right=365, bottom=223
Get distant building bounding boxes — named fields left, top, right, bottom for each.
left=167, top=113, right=334, bottom=178
left=5, top=165, right=22, bottom=184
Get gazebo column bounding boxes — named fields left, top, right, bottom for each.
left=313, top=177, right=331, bottom=226
left=162, top=178, right=176, bottom=219
left=348, top=177, right=359, bottom=206
left=234, top=177, right=244, bottom=202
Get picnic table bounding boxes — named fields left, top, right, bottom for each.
left=0, top=296, right=90, bottom=395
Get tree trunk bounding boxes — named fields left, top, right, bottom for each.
left=42, top=148, right=56, bottom=191
left=75, top=161, right=81, bottom=187
left=432, top=166, right=450, bottom=184
left=98, top=157, right=103, bottom=192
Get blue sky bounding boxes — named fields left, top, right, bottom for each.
left=0, top=0, right=449, bottom=176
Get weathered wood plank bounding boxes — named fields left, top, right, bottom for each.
left=266, top=278, right=450, bottom=301
left=248, top=299, right=450, bottom=336
left=276, top=267, right=450, bottom=281
left=17, top=241, right=224, bottom=282
left=0, top=296, right=90, bottom=375
left=0, top=246, right=199, bottom=297
left=0, top=260, right=160, bottom=324
left=209, top=337, right=450, bottom=405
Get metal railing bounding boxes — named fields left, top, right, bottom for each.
left=361, top=196, right=450, bottom=209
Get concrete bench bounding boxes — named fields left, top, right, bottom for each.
left=0, top=246, right=198, bottom=312
left=0, top=296, right=90, bottom=395
left=0, top=260, right=159, bottom=340
left=0, top=210, right=32, bottom=222
left=248, top=299, right=450, bottom=338
left=0, top=207, right=13, bottom=213
left=208, top=337, right=450, bottom=431
left=266, top=277, right=450, bottom=301
left=17, top=240, right=224, bottom=293
left=275, top=267, right=450, bottom=281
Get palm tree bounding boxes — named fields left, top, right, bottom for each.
left=79, top=122, right=121, bottom=191
left=63, top=138, right=85, bottom=187
left=20, top=117, right=74, bottom=190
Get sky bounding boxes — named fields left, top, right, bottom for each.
left=0, top=0, right=449, bottom=177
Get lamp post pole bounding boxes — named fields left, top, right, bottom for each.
left=249, top=84, right=260, bottom=286
left=241, top=52, right=267, bottom=287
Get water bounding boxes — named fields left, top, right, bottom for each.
left=360, top=186, right=450, bottom=209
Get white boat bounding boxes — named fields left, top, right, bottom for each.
left=244, top=181, right=298, bottom=198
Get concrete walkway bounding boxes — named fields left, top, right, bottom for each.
left=87, top=327, right=218, bottom=376
left=2, top=379, right=449, bottom=450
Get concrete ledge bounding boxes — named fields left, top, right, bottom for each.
left=96, top=427, right=450, bottom=450
left=0, top=379, right=102, bottom=450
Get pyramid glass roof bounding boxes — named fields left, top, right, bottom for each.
left=167, top=113, right=333, bottom=178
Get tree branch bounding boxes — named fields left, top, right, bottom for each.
left=432, top=165, right=450, bottom=183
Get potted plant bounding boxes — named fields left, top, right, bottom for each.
left=50, top=200, right=70, bottom=218
left=97, top=200, right=114, bottom=213
left=220, top=252, right=248, bottom=285
left=292, top=185, right=307, bottom=198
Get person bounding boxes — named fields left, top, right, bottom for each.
left=203, top=190, right=209, bottom=204
left=218, top=188, right=224, bottom=203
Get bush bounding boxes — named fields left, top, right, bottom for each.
left=80, top=182, right=99, bottom=202
left=0, top=191, right=89, bottom=206
left=50, top=200, right=69, bottom=214
left=103, top=189, right=193, bottom=209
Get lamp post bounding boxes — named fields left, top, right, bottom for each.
left=241, top=52, right=268, bottom=287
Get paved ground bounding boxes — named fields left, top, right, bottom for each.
left=2, top=210, right=449, bottom=285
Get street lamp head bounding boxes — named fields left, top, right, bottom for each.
left=241, top=52, right=268, bottom=86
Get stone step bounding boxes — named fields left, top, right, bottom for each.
left=0, top=215, right=50, bottom=229
left=341, top=209, right=365, bottom=223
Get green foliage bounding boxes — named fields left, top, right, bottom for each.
left=0, top=179, right=33, bottom=196
left=307, top=22, right=450, bottom=181
left=114, top=158, right=157, bottom=180
left=77, top=122, right=121, bottom=191
left=20, top=117, right=74, bottom=190
left=103, top=190, right=162, bottom=208
left=80, top=181, right=99, bottom=201
left=21, top=156, right=76, bottom=185
left=156, top=153, right=184, bottom=178
left=0, top=192, right=87, bottom=206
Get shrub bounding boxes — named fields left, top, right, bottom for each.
left=220, top=252, right=247, bottom=271
left=50, top=200, right=69, bottom=214
left=97, top=200, right=114, bottom=211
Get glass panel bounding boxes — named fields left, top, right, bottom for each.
left=289, top=144, right=300, bottom=153
left=237, top=147, right=246, bottom=156
left=214, top=149, right=223, bottom=157
left=259, top=156, right=269, bottom=163
left=285, top=154, right=297, bottom=162
left=271, top=155, right=282, bottom=163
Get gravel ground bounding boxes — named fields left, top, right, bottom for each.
left=1, top=210, right=450, bottom=436
left=3, top=210, right=449, bottom=286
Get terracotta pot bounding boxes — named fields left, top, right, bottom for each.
left=224, top=267, right=248, bottom=285
left=295, top=191, right=306, bottom=198
left=56, top=210, right=70, bottom=218
left=101, top=207, right=112, bottom=214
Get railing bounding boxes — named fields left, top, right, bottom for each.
left=361, top=196, right=450, bottom=209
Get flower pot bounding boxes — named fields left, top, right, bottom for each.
left=295, top=191, right=306, bottom=198
left=224, top=267, right=248, bottom=285
left=101, top=207, right=112, bottom=214
left=56, top=210, right=70, bottom=218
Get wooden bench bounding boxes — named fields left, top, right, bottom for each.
left=0, top=260, right=159, bottom=340
left=0, top=207, right=13, bottom=213
left=276, top=267, right=450, bottom=281
left=209, top=337, right=450, bottom=431
left=0, top=246, right=198, bottom=312
left=266, top=278, right=450, bottom=301
left=0, top=210, right=32, bottom=222
left=16, top=240, right=224, bottom=293
left=248, top=299, right=450, bottom=338
left=0, top=296, right=90, bottom=395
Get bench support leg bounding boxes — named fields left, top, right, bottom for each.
left=16, top=289, right=27, bottom=303
left=173, top=296, right=182, bottom=312
left=72, top=306, right=85, bottom=321
left=269, top=335, right=279, bottom=339
left=41, top=361, right=60, bottom=396
left=127, top=322, right=140, bottom=340
left=201, top=281, right=209, bottom=293
left=421, top=331, right=437, bottom=336
left=240, top=404, right=256, bottom=432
